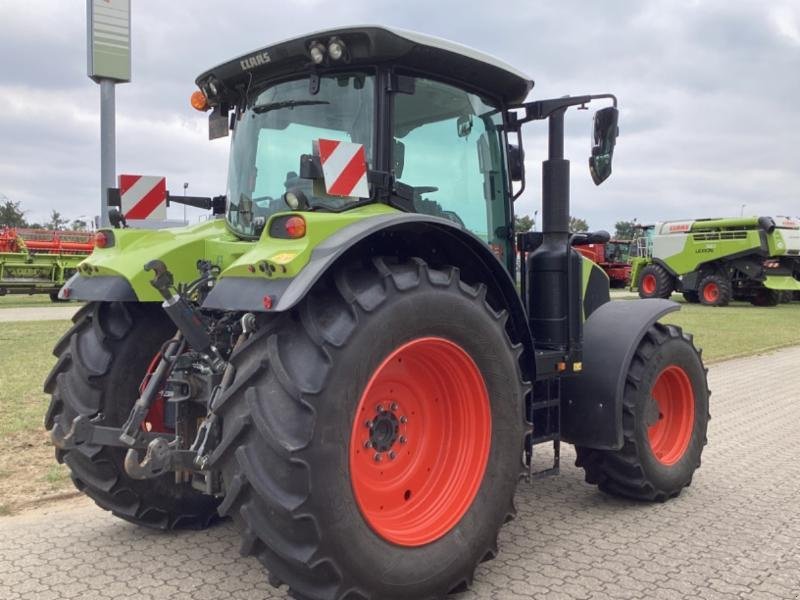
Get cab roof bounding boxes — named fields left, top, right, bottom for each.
left=195, top=26, right=534, bottom=106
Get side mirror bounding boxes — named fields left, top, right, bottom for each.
left=507, top=143, right=524, bottom=182
left=589, top=106, right=619, bottom=185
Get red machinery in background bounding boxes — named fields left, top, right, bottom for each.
left=575, top=239, right=632, bottom=288
left=0, top=227, right=95, bottom=255
left=0, top=228, right=96, bottom=300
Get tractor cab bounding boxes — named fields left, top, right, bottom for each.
left=195, top=27, right=531, bottom=267
left=193, top=26, right=615, bottom=275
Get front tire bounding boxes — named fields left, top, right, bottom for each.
left=638, top=264, right=673, bottom=299
left=575, top=323, right=709, bottom=501
left=44, top=302, right=220, bottom=529
left=211, top=257, right=527, bottom=600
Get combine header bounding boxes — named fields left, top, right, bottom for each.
left=0, top=227, right=95, bottom=300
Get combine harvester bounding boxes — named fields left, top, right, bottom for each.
left=0, top=227, right=95, bottom=301
left=631, top=216, right=800, bottom=306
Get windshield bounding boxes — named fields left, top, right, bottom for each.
left=226, top=72, right=375, bottom=238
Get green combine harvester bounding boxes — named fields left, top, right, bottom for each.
left=45, top=27, right=712, bottom=600
left=631, top=216, right=800, bottom=306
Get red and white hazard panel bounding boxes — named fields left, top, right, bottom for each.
left=119, top=175, right=167, bottom=220
left=315, top=139, right=369, bottom=198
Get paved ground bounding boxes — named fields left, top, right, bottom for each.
left=1, top=346, right=799, bottom=600
left=0, top=305, right=78, bottom=322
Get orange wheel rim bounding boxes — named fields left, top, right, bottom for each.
left=647, top=366, right=695, bottom=465
left=349, top=337, right=491, bottom=547
left=703, top=282, right=719, bottom=303
left=642, top=274, right=657, bottom=295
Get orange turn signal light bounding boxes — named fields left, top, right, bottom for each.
left=191, top=90, right=209, bottom=112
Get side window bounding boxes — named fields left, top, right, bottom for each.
left=392, top=78, right=508, bottom=245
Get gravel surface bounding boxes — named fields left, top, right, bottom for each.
left=1, top=346, right=799, bottom=600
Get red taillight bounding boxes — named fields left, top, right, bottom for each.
left=95, top=231, right=109, bottom=248
left=284, top=216, right=306, bottom=239
left=262, top=295, right=274, bottom=310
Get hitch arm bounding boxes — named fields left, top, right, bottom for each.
left=118, top=333, right=183, bottom=446
left=123, top=439, right=198, bottom=480
left=55, top=414, right=173, bottom=451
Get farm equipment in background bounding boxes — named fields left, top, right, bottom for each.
left=0, top=227, right=95, bottom=300
left=45, top=26, right=711, bottom=600
left=574, top=237, right=632, bottom=287
left=630, top=216, right=800, bottom=306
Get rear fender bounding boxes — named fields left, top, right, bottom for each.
left=561, top=298, right=679, bottom=450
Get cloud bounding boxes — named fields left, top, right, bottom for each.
left=0, top=0, right=797, bottom=230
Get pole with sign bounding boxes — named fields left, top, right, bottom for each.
left=87, top=0, right=131, bottom=227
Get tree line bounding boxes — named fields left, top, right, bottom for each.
left=0, top=197, right=90, bottom=231
left=514, top=212, right=638, bottom=240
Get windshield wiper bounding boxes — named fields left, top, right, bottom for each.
left=252, top=100, right=330, bottom=114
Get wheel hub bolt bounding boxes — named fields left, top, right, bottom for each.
left=373, top=453, right=382, bottom=462
left=390, top=402, right=399, bottom=412
left=365, top=420, right=374, bottom=429
left=399, top=436, right=407, bottom=444
left=364, top=440, right=373, bottom=449
left=400, top=416, right=408, bottom=424
left=388, top=451, right=396, bottom=460
left=376, top=404, right=385, bottom=413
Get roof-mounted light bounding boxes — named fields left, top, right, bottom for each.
left=309, top=41, right=326, bottom=64
left=328, top=37, right=346, bottom=61
left=283, top=189, right=310, bottom=211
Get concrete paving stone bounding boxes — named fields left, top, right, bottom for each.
left=1, top=345, right=799, bottom=600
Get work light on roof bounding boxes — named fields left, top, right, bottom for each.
left=328, top=37, right=346, bottom=60
left=309, top=41, right=326, bottom=64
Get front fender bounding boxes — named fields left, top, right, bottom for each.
left=561, top=298, right=679, bottom=450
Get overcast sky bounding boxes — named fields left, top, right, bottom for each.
left=1, top=0, right=798, bottom=231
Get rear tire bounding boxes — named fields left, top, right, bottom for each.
left=575, top=323, right=709, bottom=501
left=211, top=257, right=527, bottom=600
left=682, top=291, right=700, bottom=304
left=44, top=302, right=220, bottom=529
left=698, top=274, right=731, bottom=306
left=750, top=288, right=780, bottom=307
left=638, top=264, right=673, bottom=299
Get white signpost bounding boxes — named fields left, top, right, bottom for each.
left=87, top=0, right=131, bottom=227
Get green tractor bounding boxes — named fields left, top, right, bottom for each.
left=46, top=27, right=710, bottom=600
left=630, top=216, right=800, bottom=306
